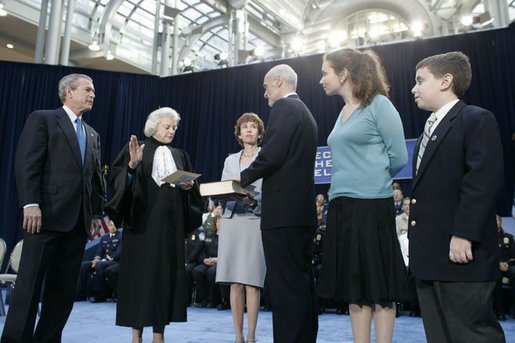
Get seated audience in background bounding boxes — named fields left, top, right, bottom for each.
left=192, top=216, right=224, bottom=308
left=77, top=220, right=122, bottom=302
left=393, top=189, right=404, bottom=216
left=203, top=204, right=223, bottom=233
left=316, top=194, right=328, bottom=227
left=185, top=226, right=207, bottom=305
left=494, top=215, right=515, bottom=320
left=395, top=198, right=410, bottom=236
left=104, top=263, right=120, bottom=300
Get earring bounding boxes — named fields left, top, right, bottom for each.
left=340, top=79, right=344, bottom=85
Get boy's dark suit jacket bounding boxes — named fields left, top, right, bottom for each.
left=409, top=100, right=503, bottom=282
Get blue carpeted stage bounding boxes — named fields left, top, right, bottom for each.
left=1, top=301, right=514, bottom=342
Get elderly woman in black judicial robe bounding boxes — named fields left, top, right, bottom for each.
left=106, top=107, right=202, bottom=343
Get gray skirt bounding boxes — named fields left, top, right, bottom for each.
left=215, top=214, right=266, bottom=288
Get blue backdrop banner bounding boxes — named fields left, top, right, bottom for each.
left=314, top=139, right=418, bottom=184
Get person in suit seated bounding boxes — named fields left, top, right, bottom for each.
left=494, top=215, right=515, bottom=320
left=192, top=216, right=221, bottom=308
left=409, top=51, right=505, bottom=342
left=77, top=219, right=122, bottom=302
left=395, top=197, right=410, bottom=236
left=185, top=227, right=206, bottom=305
left=1, top=74, right=103, bottom=343
left=316, top=194, right=328, bottom=227
left=104, top=262, right=120, bottom=301
left=393, top=189, right=404, bottom=216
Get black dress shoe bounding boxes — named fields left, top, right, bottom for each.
left=89, top=296, right=106, bottom=303
left=336, top=307, right=349, bottom=315
left=205, top=301, right=217, bottom=308
left=217, top=301, right=230, bottom=310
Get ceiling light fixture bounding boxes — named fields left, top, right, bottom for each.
left=6, top=43, right=13, bottom=49
left=0, top=3, right=7, bottom=17
left=88, top=33, right=100, bottom=51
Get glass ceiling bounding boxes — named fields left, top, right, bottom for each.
left=8, top=0, right=515, bottom=74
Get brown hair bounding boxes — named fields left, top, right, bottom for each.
left=415, top=51, right=471, bottom=98
left=324, top=48, right=390, bottom=106
left=234, top=112, right=265, bottom=147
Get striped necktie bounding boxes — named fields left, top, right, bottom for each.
left=76, top=118, right=86, bottom=164
left=415, top=113, right=437, bottom=174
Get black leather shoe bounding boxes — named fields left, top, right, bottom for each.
left=217, top=301, right=230, bottom=310
left=206, top=301, right=217, bottom=308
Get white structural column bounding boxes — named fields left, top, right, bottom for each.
left=35, top=0, right=49, bottom=63
left=60, top=0, right=76, bottom=66
left=152, top=0, right=162, bottom=75
left=232, top=9, right=248, bottom=66
left=44, top=0, right=63, bottom=65
left=483, top=0, right=510, bottom=27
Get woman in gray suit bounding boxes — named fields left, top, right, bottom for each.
left=216, top=112, right=266, bottom=343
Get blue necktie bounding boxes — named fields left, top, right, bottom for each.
left=76, top=118, right=86, bottom=164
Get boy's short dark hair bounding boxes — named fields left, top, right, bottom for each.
left=416, top=51, right=472, bottom=98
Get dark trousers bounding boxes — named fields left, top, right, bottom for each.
left=104, top=263, right=119, bottom=297
left=416, top=279, right=505, bottom=343
left=261, top=226, right=318, bottom=343
left=1, top=224, right=87, bottom=343
left=77, top=260, right=117, bottom=299
left=185, top=263, right=197, bottom=303
left=191, top=264, right=219, bottom=304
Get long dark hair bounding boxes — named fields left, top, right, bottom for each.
left=324, top=48, right=390, bottom=106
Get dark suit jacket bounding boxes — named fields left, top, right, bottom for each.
left=409, top=101, right=503, bottom=282
left=15, top=107, right=104, bottom=233
left=240, top=94, right=318, bottom=230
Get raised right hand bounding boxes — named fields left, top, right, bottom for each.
left=128, top=135, right=145, bottom=169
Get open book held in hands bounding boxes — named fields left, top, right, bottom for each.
left=162, top=170, right=201, bottom=185
left=200, top=180, right=255, bottom=199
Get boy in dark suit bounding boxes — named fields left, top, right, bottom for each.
left=409, top=52, right=505, bottom=342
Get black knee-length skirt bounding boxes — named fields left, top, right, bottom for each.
left=317, top=196, right=408, bottom=306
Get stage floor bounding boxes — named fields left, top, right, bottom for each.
left=1, top=301, right=514, bottom=342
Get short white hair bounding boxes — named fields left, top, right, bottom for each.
left=144, top=107, right=181, bottom=137
left=266, top=64, right=297, bottom=90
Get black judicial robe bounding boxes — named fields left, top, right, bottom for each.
left=107, top=137, right=198, bottom=327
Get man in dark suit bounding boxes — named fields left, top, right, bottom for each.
left=240, top=64, right=318, bottom=343
left=2, top=74, right=104, bottom=342
left=409, top=52, right=505, bottom=342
